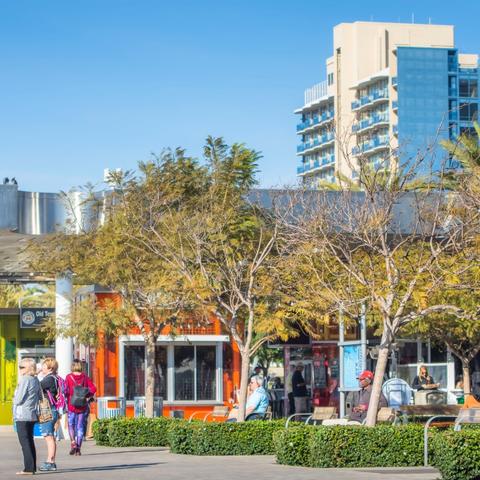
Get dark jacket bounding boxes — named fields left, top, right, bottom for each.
left=292, top=370, right=308, bottom=397
left=412, top=375, right=434, bottom=390
left=349, top=385, right=388, bottom=422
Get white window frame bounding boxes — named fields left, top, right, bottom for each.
left=119, top=335, right=228, bottom=405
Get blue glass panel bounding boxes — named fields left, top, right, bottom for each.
left=397, top=47, right=451, bottom=174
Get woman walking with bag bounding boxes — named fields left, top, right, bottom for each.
left=65, top=360, right=96, bottom=456
left=38, top=357, right=62, bottom=472
left=13, top=357, right=41, bottom=475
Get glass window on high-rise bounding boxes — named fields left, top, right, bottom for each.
left=397, top=47, right=450, bottom=173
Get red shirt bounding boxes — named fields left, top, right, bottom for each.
left=65, top=373, right=97, bottom=413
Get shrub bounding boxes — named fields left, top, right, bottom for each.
left=275, top=424, right=425, bottom=468
left=310, top=424, right=425, bottom=468
left=168, top=420, right=285, bottom=455
left=92, top=418, right=116, bottom=446
left=166, top=420, right=197, bottom=454
left=431, top=428, right=480, bottom=480
left=106, top=417, right=174, bottom=447
left=273, top=426, right=315, bottom=466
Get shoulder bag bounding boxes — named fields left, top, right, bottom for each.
left=38, top=388, right=53, bottom=423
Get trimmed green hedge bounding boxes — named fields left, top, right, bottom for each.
left=431, top=428, right=480, bottom=480
left=106, top=417, right=174, bottom=447
left=274, top=425, right=315, bottom=466
left=92, top=418, right=116, bottom=446
left=275, top=424, right=425, bottom=468
left=168, top=420, right=286, bottom=455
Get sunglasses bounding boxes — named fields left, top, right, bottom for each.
left=19, top=366, right=26, bottom=369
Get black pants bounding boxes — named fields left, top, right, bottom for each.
left=288, top=392, right=295, bottom=415
left=16, top=421, right=36, bottom=473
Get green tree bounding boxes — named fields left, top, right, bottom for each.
left=28, top=149, right=204, bottom=417
left=278, top=157, right=480, bottom=426
left=126, top=137, right=290, bottom=421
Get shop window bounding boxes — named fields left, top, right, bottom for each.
left=174, top=345, right=217, bottom=401
left=124, top=345, right=145, bottom=400
left=154, top=346, right=168, bottom=398
left=174, top=346, right=195, bottom=400
left=398, top=341, right=417, bottom=364
left=196, top=346, right=217, bottom=400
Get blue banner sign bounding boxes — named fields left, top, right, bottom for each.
left=20, top=308, right=55, bottom=329
left=343, top=344, right=363, bottom=390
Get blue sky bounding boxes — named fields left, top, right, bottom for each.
left=0, top=0, right=478, bottom=192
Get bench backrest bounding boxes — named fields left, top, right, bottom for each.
left=377, top=407, right=396, bottom=422
left=211, top=406, right=230, bottom=417
left=311, top=406, right=337, bottom=421
left=457, top=408, right=480, bottom=424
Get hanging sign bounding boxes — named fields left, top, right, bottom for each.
left=20, top=308, right=55, bottom=329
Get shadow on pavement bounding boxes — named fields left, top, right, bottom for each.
left=356, top=468, right=436, bottom=475
left=85, top=448, right=168, bottom=456
left=48, top=462, right=163, bottom=473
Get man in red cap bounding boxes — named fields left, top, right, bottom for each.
left=348, top=370, right=387, bottom=423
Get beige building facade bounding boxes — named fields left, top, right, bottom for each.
left=296, top=21, right=479, bottom=185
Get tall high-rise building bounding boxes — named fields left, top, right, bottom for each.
left=295, top=22, right=479, bottom=185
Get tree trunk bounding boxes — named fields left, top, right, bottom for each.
left=364, top=344, right=390, bottom=427
left=236, top=350, right=251, bottom=422
left=462, top=358, right=471, bottom=395
left=145, top=333, right=156, bottom=418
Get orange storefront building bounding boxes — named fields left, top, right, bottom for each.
left=75, top=288, right=242, bottom=419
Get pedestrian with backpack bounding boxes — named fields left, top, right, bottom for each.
left=65, top=360, right=96, bottom=456
left=38, top=357, right=63, bottom=472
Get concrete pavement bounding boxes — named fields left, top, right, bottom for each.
left=0, top=430, right=440, bottom=480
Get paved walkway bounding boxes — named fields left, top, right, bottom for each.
left=0, top=431, right=440, bottom=479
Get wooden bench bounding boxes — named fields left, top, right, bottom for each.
left=286, top=406, right=338, bottom=428
left=188, top=406, right=230, bottom=422
left=423, top=407, right=480, bottom=466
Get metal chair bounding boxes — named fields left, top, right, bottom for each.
left=246, top=405, right=273, bottom=421
left=382, top=378, right=412, bottom=408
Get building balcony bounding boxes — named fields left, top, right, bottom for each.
left=392, top=100, right=398, bottom=111
left=393, top=124, right=398, bottom=136
left=352, top=136, right=390, bottom=156
left=296, top=132, right=335, bottom=155
left=392, top=77, right=398, bottom=89
left=459, top=67, right=478, bottom=76
left=297, top=155, right=336, bottom=176
left=351, top=90, right=389, bottom=111
left=296, top=110, right=334, bottom=132
left=352, top=113, right=389, bottom=134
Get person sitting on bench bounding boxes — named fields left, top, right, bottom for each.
left=349, top=370, right=387, bottom=423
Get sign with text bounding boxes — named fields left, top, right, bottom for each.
left=20, top=308, right=55, bottom=329
left=342, top=344, right=364, bottom=390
